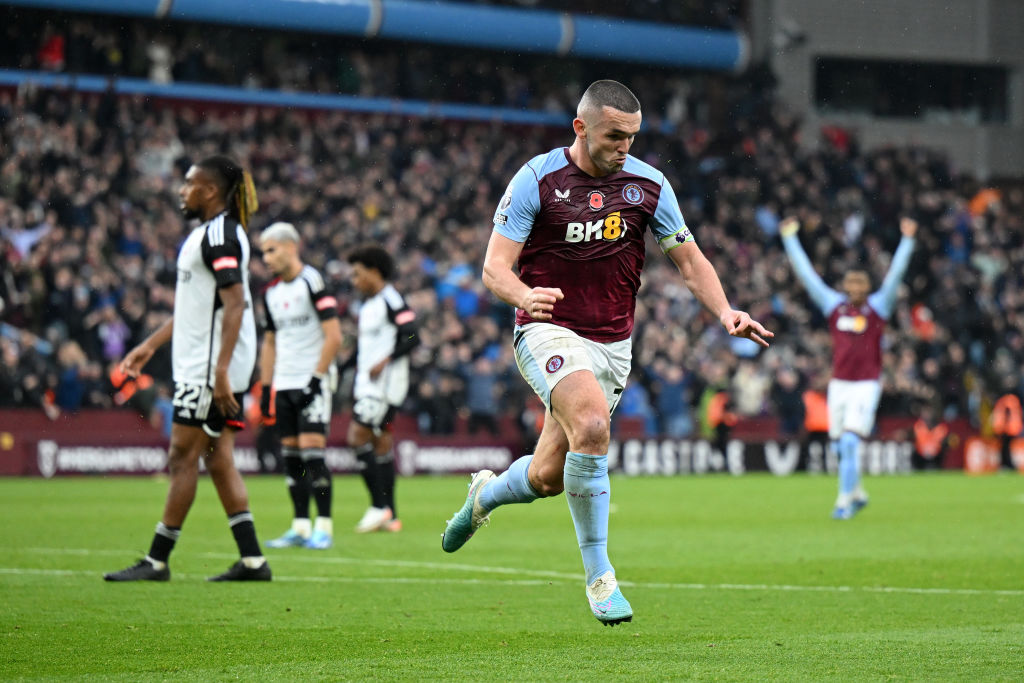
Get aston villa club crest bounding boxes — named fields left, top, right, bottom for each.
left=622, top=183, right=644, bottom=205
left=588, top=191, right=604, bottom=211
left=545, top=355, right=564, bottom=373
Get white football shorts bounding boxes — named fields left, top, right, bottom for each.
left=827, top=378, right=882, bottom=439
left=513, top=322, right=631, bottom=414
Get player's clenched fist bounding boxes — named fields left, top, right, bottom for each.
left=899, top=217, right=918, bottom=237
left=779, top=217, right=800, bottom=237
left=521, top=287, right=564, bottom=321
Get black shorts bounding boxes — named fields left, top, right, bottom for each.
left=275, top=387, right=332, bottom=438
left=172, top=382, right=245, bottom=437
left=352, top=395, right=397, bottom=431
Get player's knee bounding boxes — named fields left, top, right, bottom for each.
left=201, top=450, right=229, bottom=475
left=166, top=445, right=198, bottom=475
left=530, top=463, right=564, bottom=497
left=568, top=411, right=610, bottom=453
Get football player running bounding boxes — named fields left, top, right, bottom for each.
left=441, top=80, right=772, bottom=625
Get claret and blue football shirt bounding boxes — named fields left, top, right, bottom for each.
left=493, top=147, right=693, bottom=342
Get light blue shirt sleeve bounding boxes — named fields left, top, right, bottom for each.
left=867, top=236, right=915, bottom=320
left=492, top=164, right=540, bottom=243
left=781, top=234, right=844, bottom=316
left=651, top=178, right=694, bottom=253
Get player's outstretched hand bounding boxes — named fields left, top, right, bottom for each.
left=779, top=217, right=800, bottom=238
left=900, top=216, right=918, bottom=237
left=721, top=310, right=774, bottom=348
left=521, top=286, right=564, bottom=321
left=119, top=343, right=153, bottom=378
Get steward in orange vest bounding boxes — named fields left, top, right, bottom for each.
left=913, top=410, right=948, bottom=470
left=991, top=393, right=1022, bottom=470
left=991, top=394, right=1023, bottom=437
left=802, top=390, right=829, bottom=435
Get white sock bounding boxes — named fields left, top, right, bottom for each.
left=144, top=555, right=166, bottom=570
left=241, top=556, right=266, bottom=569
left=292, top=518, right=312, bottom=538
left=314, top=517, right=333, bottom=535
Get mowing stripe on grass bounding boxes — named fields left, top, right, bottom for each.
left=3, top=555, right=1023, bottom=597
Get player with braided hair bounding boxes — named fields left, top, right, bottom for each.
left=105, top=156, right=271, bottom=582
left=194, top=155, right=260, bottom=230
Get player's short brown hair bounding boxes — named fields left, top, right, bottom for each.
left=579, top=80, right=641, bottom=115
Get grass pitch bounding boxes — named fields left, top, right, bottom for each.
left=1, top=471, right=1022, bottom=681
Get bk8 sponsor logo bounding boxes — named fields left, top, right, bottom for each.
left=836, top=314, right=868, bottom=333
left=564, top=211, right=626, bottom=243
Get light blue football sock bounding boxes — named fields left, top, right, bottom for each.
left=564, top=451, right=614, bottom=584
left=838, top=432, right=860, bottom=499
left=477, top=455, right=539, bottom=512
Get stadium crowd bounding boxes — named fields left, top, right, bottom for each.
left=2, top=6, right=728, bottom=119
left=1, top=15, right=1022, bottom=446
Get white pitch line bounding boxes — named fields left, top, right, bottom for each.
left=11, top=546, right=582, bottom=581
left=227, top=551, right=584, bottom=580
left=0, top=567, right=557, bottom=586
left=0, top=568, right=80, bottom=577
left=1, top=552, right=1022, bottom=597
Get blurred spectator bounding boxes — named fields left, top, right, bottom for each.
left=37, top=23, right=65, bottom=71
left=0, top=337, right=21, bottom=407
left=650, top=361, right=694, bottom=438
left=88, top=305, right=132, bottom=363
left=771, top=366, right=805, bottom=439
left=54, top=340, right=87, bottom=411
left=463, top=356, right=500, bottom=435
left=519, top=394, right=546, bottom=447
left=697, top=365, right=736, bottom=452
left=415, top=375, right=461, bottom=434
left=731, top=359, right=770, bottom=417
left=613, top=373, right=657, bottom=437
left=149, top=383, right=175, bottom=440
